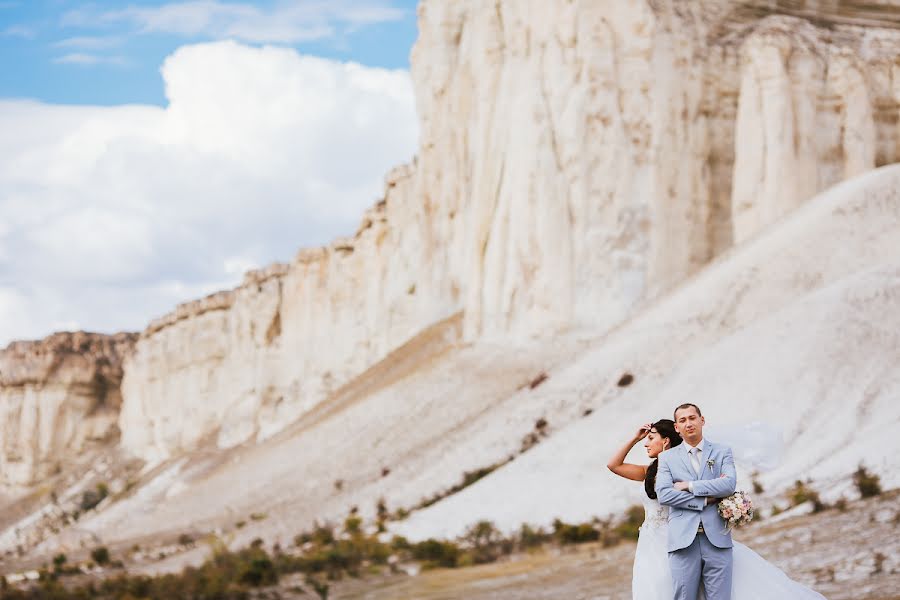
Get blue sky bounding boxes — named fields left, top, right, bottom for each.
left=0, top=1, right=422, bottom=344
left=0, top=0, right=420, bottom=105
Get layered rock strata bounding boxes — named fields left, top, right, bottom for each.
left=0, top=332, right=136, bottom=487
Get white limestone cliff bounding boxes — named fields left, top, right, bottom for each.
left=116, top=1, right=900, bottom=463
left=0, top=332, right=136, bottom=488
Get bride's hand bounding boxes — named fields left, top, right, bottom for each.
left=633, top=423, right=652, bottom=441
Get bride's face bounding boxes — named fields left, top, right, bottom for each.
left=643, top=428, right=670, bottom=458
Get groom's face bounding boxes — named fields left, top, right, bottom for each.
left=674, top=405, right=704, bottom=440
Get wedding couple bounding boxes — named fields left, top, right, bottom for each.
left=608, top=403, right=826, bottom=599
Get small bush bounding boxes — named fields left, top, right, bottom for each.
left=518, top=524, right=551, bottom=549
left=91, top=546, right=110, bottom=566
left=788, top=480, right=825, bottom=512
left=344, top=516, right=362, bottom=536
left=238, top=552, right=276, bottom=586
left=390, top=535, right=411, bottom=552
left=752, top=476, right=764, bottom=495
left=460, top=520, right=510, bottom=565
left=520, top=431, right=542, bottom=453
left=615, top=505, right=644, bottom=541
left=410, top=538, right=461, bottom=569
left=80, top=482, right=110, bottom=512
left=617, top=372, right=634, bottom=387
left=552, top=518, right=599, bottom=545
left=853, top=465, right=882, bottom=498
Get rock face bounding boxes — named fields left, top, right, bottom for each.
left=115, top=0, right=900, bottom=462
left=0, top=332, right=136, bottom=487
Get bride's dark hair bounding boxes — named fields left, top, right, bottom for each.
left=645, top=419, right=683, bottom=499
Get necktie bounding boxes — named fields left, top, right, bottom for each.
left=690, top=447, right=701, bottom=477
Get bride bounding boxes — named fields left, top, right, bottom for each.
left=607, top=419, right=827, bottom=599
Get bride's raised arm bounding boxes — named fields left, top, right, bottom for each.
left=607, top=424, right=651, bottom=481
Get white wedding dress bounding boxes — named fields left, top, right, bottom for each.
left=632, top=496, right=827, bottom=599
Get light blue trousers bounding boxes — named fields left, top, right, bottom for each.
left=668, top=533, right=733, bottom=600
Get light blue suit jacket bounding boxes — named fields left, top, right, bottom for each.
left=655, top=439, right=737, bottom=552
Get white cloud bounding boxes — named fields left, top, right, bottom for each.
left=54, top=36, right=123, bottom=50
left=0, top=40, right=418, bottom=345
left=61, top=0, right=406, bottom=44
left=53, top=53, right=130, bottom=67
left=1, top=24, right=34, bottom=39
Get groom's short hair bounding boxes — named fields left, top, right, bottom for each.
left=674, top=403, right=702, bottom=419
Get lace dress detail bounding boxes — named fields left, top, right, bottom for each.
left=641, top=497, right=669, bottom=530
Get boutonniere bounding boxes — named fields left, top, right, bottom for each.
left=706, top=458, right=715, bottom=468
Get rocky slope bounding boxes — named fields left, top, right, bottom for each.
left=1, top=164, right=895, bottom=565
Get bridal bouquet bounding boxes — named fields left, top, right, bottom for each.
left=718, top=490, right=754, bottom=530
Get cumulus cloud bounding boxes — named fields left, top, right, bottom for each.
left=0, top=40, right=418, bottom=345
left=61, top=0, right=406, bottom=44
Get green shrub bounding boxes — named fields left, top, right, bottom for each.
left=517, top=524, right=551, bottom=549
left=376, top=497, right=389, bottom=520
left=80, top=483, right=109, bottom=512
left=615, top=505, right=644, bottom=541
left=752, top=477, right=764, bottom=495
left=344, top=516, right=363, bottom=536
left=853, top=465, right=882, bottom=498
left=390, top=535, right=411, bottom=551
left=552, top=518, right=599, bottom=545
left=460, top=520, right=510, bottom=565
left=91, top=546, right=110, bottom=566
left=410, top=538, right=461, bottom=568
left=238, top=554, right=276, bottom=586
left=788, top=480, right=825, bottom=512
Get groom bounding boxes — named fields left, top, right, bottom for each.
left=656, top=403, right=737, bottom=600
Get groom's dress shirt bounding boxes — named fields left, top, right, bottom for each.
left=684, top=439, right=705, bottom=492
